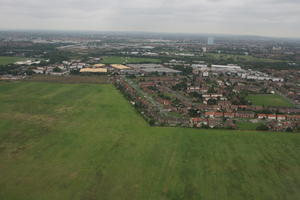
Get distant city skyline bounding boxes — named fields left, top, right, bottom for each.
left=0, top=0, right=299, bottom=38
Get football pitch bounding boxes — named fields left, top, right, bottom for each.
left=246, top=94, right=294, bottom=107
left=101, top=56, right=161, bottom=64
left=0, top=56, right=26, bottom=65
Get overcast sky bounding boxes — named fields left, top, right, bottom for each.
left=0, top=0, right=299, bottom=38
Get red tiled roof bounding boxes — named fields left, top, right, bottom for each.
left=276, top=115, right=287, bottom=118
left=258, top=114, right=268, bottom=117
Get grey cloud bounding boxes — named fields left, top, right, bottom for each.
left=0, top=0, right=299, bottom=38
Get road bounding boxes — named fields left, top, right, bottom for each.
left=122, top=76, right=172, bottom=117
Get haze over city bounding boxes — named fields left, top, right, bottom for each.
left=0, top=0, right=299, bottom=38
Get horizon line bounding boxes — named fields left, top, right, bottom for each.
left=1, top=28, right=300, bottom=41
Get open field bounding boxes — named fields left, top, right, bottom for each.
left=26, top=75, right=110, bottom=84
left=246, top=94, right=294, bottom=107
left=101, top=56, right=161, bottom=64
left=236, top=121, right=264, bottom=130
left=0, top=56, right=26, bottom=65
left=205, top=53, right=284, bottom=63
left=0, top=82, right=299, bottom=200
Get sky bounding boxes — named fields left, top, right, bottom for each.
left=0, top=0, right=299, bottom=38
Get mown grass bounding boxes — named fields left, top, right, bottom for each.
left=101, top=56, right=161, bottom=64
left=0, top=56, right=26, bottom=65
left=0, top=82, right=299, bottom=200
left=205, top=53, right=284, bottom=63
left=246, top=94, right=294, bottom=107
left=236, top=121, right=264, bottom=130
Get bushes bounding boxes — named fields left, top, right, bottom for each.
left=256, top=124, right=269, bottom=131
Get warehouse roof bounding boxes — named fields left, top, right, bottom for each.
left=80, top=68, right=107, bottom=73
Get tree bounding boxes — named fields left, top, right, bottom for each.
left=39, top=60, right=48, bottom=66
left=189, top=92, right=202, bottom=100
left=70, top=69, right=80, bottom=75
left=25, top=69, right=34, bottom=75
left=149, top=119, right=155, bottom=126
left=207, top=99, right=217, bottom=105
left=188, top=109, right=201, bottom=117
left=172, top=82, right=187, bottom=91
left=53, top=67, right=62, bottom=72
left=147, top=86, right=158, bottom=91
left=207, top=86, right=216, bottom=93
left=286, top=127, right=293, bottom=132
left=172, top=66, right=193, bottom=75
left=256, top=124, right=269, bottom=131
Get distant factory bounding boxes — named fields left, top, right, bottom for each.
left=192, top=64, right=284, bottom=82
left=192, top=64, right=243, bottom=73
left=127, top=64, right=181, bottom=75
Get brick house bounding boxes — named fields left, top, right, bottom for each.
left=205, top=112, right=224, bottom=118
left=224, top=112, right=235, bottom=118
left=235, top=111, right=255, bottom=119
left=190, top=118, right=208, bottom=127
left=268, top=114, right=277, bottom=120
left=258, top=114, right=268, bottom=119
left=276, top=115, right=287, bottom=121
left=286, top=115, right=300, bottom=121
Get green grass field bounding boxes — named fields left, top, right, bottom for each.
left=0, top=82, right=299, bottom=200
left=236, top=121, right=264, bottom=130
left=246, top=94, right=294, bottom=107
left=101, top=56, right=161, bottom=64
left=205, top=53, right=284, bottom=63
left=0, top=56, right=26, bottom=65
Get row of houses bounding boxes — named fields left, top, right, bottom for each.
left=116, top=76, right=299, bottom=131
left=197, top=103, right=300, bottom=114
left=205, top=111, right=255, bottom=119
left=267, top=121, right=300, bottom=132
left=257, top=114, right=300, bottom=121
left=204, top=111, right=300, bottom=121
left=115, top=77, right=188, bottom=126
left=190, top=118, right=235, bottom=129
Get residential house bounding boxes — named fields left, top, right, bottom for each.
left=235, top=111, right=255, bottom=119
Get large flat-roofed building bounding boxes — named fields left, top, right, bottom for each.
left=93, top=64, right=105, bottom=68
left=127, top=64, right=162, bottom=69
left=139, top=67, right=181, bottom=74
left=128, top=64, right=181, bottom=75
left=211, top=64, right=241, bottom=70
left=80, top=68, right=107, bottom=73
left=192, top=64, right=243, bottom=73
left=110, top=64, right=131, bottom=70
